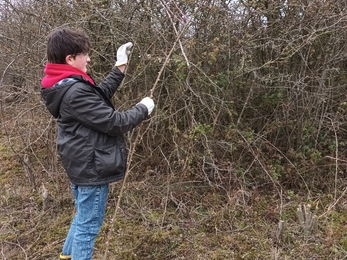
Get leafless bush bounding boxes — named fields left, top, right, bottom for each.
left=3, top=0, right=347, bottom=259
left=1, top=0, right=347, bottom=203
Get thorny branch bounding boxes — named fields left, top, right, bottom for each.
left=103, top=3, right=192, bottom=259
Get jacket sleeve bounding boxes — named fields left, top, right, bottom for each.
left=63, top=83, right=148, bottom=136
left=97, top=66, right=125, bottom=99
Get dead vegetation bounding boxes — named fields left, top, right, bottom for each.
left=2, top=0, right=347, bottom=259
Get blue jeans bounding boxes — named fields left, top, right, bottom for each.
left=62, top=183, right=109, bottom=260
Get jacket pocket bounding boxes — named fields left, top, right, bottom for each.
left=94, top=144, right=126, bottom=178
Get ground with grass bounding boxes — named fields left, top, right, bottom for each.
left=2, top=135, right=347, bottom=260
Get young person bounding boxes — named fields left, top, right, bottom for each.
left=40, top=28, right=154, bottom=259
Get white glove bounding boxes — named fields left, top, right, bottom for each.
left=115, top=42, right=133, bottom=66
left=138, top=97, right=155, bottom=115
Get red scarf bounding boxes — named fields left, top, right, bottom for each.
left=41, top=63, right=95, bottom=89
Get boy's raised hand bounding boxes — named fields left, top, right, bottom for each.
left=115, top=42, right=133, bottom=67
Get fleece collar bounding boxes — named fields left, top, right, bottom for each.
left=41, top=63, right=94, bottom=89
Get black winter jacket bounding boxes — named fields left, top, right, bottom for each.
left=41, top=67, right=148, bottom=185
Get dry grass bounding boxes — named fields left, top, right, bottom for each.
left=2, top=148, right=347, bottom=260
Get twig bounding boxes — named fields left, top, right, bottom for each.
left=149, top=18, right=190, bottom=98
left=319, top=117, right=341, bottom=217
left=160, top=0, right=190, bottom=67
left=319, top=185, right=347, bottom=219
left=103, top=4, right=191, bottom=260
left=236, top=129, right=282, bottom=195
left=329, top=117, right=339, bottom=200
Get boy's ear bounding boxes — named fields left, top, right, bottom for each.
left=65, top=55, right=74, bottom=65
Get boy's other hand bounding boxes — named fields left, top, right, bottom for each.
left=138, top=97, right=155, bottom=115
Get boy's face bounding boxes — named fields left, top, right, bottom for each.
left=66, top=53, right=90, bottom=73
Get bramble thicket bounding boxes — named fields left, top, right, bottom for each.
left=2, top=1, right=347, bottom=259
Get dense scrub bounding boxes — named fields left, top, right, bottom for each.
left=2, top=0, right=347, bottom=259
